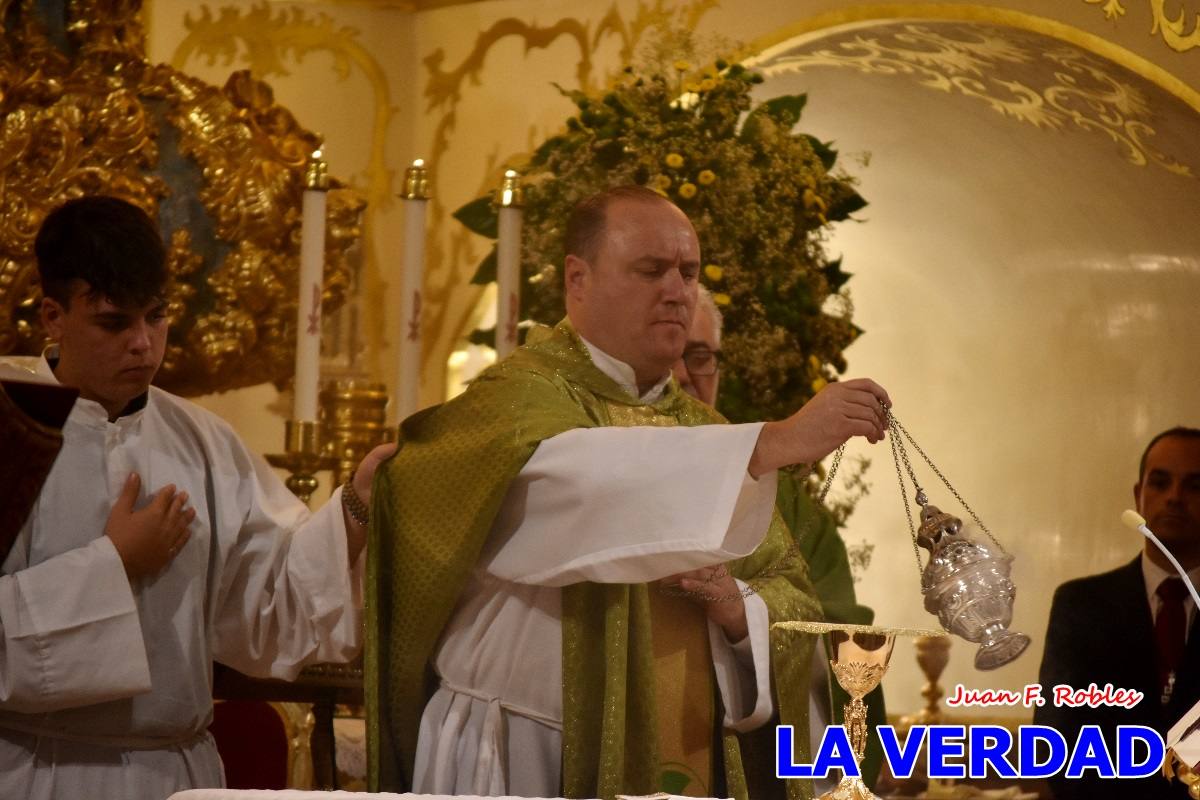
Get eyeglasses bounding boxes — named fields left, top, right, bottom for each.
left=682, top=348, right=721, bottom=376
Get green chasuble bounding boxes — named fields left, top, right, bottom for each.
left=366, top=321, right=823, bottom=799
left=776, top=473, right=887, bottom=789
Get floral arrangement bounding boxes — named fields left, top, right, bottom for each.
left=454, top=57, right=866, bottom=424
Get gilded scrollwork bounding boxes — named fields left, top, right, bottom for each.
left=1148, top=0, right=1200, bottom=52
left=829, top=660, right=889, bottom=700
left=1085, top=0, right=1200, bottom=52
left=0, top=0, right=365, bottom=396
left=1085, top=0, right=1128, bottom=21
left=170, top=3, right=396, bottom=376
left=759, top=22, right=1195, bottom=178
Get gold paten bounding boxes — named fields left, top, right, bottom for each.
left=0, top=0, right=364, bottom=396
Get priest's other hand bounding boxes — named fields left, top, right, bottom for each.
left=749, top=378, right=890, bottom=478
left=105, top=472, right=196, bottom=581
left=352, top=442, right=399, bottom=512
left=342, top=442, right=399, bottom=563
left=662, top=565, right=749, bottom=643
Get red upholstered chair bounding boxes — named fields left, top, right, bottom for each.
left=210, top=700, right=314, bottom=789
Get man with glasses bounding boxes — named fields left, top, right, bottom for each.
left=671, top=286, right=885, bottom=793
left=670, top=286, right=723, bottom=405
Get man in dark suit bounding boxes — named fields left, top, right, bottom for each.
left=1036, top=426, right=1200, bottom=798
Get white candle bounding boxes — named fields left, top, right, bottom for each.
left=294, top=149, right=328, bottom=422
left=495, top=169, right=523, bottom=359
left=395, top=158, right=429, bottom=424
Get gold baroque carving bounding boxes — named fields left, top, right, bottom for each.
left=0, top=0, right=365, bottom=396
left=171, top=3, right=397, bottom=377
left=1085, top=0, right=1200, bottom=52
left=759, top=22, right=1195, bottom=178
left=419, top=0, right=718, bottom=370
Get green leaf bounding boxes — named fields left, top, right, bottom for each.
left=822, top=256, right=852, bottom=291
left=453, top=195, right=498, bottom=238
left=594, top=139, right=624, bottom=168
left=660, top=770, right=691, bottom=795
left=469, top=247, right=498, bottom=285
left=467, top=327, right=495, bottom=349
left=760, top=93, right=807, bottom=126
left=738, top=94, right=806, bottom=144
left=803, top=134, right=838, bottom=170
left=532, top=135, right=566, bottom=166
left=825, top=188, right=867, bottom=222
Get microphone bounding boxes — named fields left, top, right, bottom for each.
left=1122, top=509, right=1200, bottom=609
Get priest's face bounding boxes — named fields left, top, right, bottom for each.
left=566, top=198, right=700, bottom=389
left=1135, top=434, right=1200, bottom=569
left=41, top=283, right=168, bottom=418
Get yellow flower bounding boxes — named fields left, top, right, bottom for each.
left=811, top=376, right=828, bottom=393
left=699, top=78, right=717, bottom=92
left=674, top=60, right=692, bottom=71
left=684, top=82, right=700, bottom=93
left=713, top=292, right=732, bottom=306
left=665, top=152, right=685, bottom=169
left=678, top=182, right=697, bottom=199
left=697, top=169, right=716, bottom=185
left=704, top=264, right=723, bottom=282
left=807, top=354, right=821, bottom=371
left=650, top=174, right=672, bottom=192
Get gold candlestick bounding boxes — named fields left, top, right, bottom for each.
left=905, top=634, right=951, bottom=727
left=320, top=378, right=393, bottom=487
left=266, top=419, right=337, bottom=504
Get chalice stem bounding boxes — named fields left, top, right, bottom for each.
left=847, top=697, right=868, bottom=761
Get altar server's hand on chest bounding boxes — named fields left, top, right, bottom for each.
left=104, top=472, right=195, bottom=580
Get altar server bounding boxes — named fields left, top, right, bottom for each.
left=0, top=196, right=393, bottom=800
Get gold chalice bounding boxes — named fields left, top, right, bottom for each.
left=774, top=621, right=946, bottom=800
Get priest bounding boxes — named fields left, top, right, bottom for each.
left=367, top=185, right=890, bottom=799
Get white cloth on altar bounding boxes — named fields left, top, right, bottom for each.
left=0, top=356, right=364, bottom=800
left=167, top=791, right=728, bottom=800
left=413, top=340, right=779, bottom=796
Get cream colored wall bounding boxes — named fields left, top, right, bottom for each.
left=748, top=16, right=1200, bottom=714
left=143, top=0, right=1200, bottom=721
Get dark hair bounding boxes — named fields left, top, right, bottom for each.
left=35, top=196, right=168, bottom=308
left=564, top=185, right=674, bottom=263
left=1139, top=426, right=1200, bottom=481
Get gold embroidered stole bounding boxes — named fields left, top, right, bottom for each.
left=606, top=402, right=714, bottom=796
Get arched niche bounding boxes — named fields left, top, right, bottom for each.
left=745, top=9, right=1200, bottom=710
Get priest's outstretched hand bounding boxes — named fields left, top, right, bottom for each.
left=749, top=377, right=891, bottom=478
